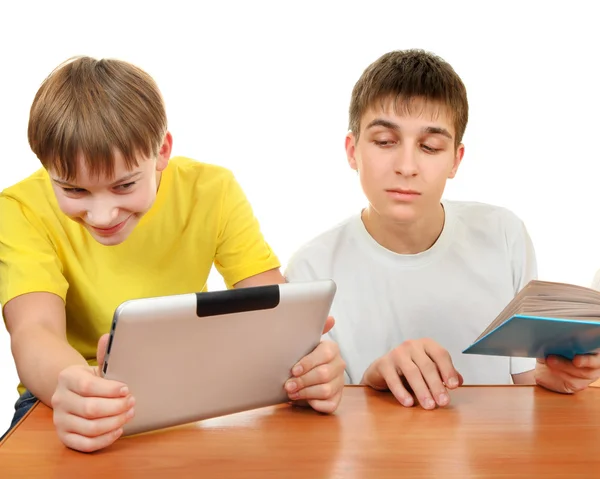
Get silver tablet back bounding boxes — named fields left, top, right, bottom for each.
left=102, top=279, right=336, bottom=436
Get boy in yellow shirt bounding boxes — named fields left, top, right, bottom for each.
left=0, top=56, right=345, bottom=451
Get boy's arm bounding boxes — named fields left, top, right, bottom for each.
left=233, top=267, right=286, bottom=288
left=5, top=292, right=133, bottom=452
left=0, top=196, right=131, bottom=452
left=4, top=292, right=88, bottom=405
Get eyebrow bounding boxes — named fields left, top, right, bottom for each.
left=52, top=171, right=142, bottom=188
left=366, top=118, right=453, bottom=140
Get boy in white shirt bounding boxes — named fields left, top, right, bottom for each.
left=285, top=49, right=600, bottom=410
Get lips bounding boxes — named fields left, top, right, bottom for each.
left=386, top=188, right=421, bottom=195
left=88, top=216, right=131, bottom=236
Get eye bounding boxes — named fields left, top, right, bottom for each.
left=374, top=140, right=397, bottom=148
left=62, top=187, right=86, bottom=194
left=115, top=182, right=136, bottom=191
left=421, top=144, right=441, bottom=153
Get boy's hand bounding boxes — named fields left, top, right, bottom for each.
left=284, top=316, right=346, bottom=413
left=535, top=350, right=600, bottom=393
left=361, top=338, right=463, bottom=409
left=51, top=334, right=135, bottom=452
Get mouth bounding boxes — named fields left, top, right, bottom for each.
left=386, top=188, right=421, bottom=195
left=385, top=188, right=421, bottom=201
left=89, top=216, right=131, bottom=236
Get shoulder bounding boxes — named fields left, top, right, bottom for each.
left=0, top=168, right=60, bottom=222
left=445, top=200, right=527, bottom=237
left=168, top=156, right=235, bottom=183
left=286, top=215, right=358, bottom=274
left=1, top=167, right=52, bottom=201
left=166, top=156, right=243, bottom=201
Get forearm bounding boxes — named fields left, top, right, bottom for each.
left=11, top=325, right=88, bottom=406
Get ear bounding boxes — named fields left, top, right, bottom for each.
left=448, top=143, right=465, bottom=179
left=156, top=131, right=173, bottom=172
left=346, top=133, right=358, bottom=171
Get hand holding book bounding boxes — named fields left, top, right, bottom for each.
left=464, top=280, right=600, bottom=393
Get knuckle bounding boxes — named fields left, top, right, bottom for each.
left=85, top=421, right=103, bottom=438
left=317, top=365, right=331, bottom=382
left=82, top=401, right=98, bottom=419
left=293, top=377, right=304, bottom=390
left=320, top=383, right=333, bottom=398
left=390, top=347, right=406, bottom=364
left=78, top=377, right=93, bottom=395
left=323, top=344, right=337, bottom=363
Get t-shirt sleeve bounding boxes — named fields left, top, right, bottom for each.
left=507, top=212, right=538, bottom=375
left=510, top=215, right=538, bottom=294
left=0, top=196, right=69, bottom=312
left=213, top=172, right=280, bottom=289
left=284, top=249, right=321, bottom=283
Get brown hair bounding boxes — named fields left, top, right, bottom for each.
left=349, top=49, right=468, bottom=147
left=28, top=56, right=167, bottom=181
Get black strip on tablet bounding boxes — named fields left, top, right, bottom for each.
left=195, top=285, right=280, bottom=317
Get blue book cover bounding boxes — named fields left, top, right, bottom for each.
left=462, top=280, right=600, bottom=360
left=462, top=314, right=600, bottom=359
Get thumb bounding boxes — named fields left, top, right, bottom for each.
left=322, top=316, right=335, bottom=335
left=96, top=333, right=111, bottom=376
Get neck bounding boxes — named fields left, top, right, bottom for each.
left=361, top=203, right=445, bottom=255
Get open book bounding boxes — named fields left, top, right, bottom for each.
left=463, top=280, right=600, bottom=359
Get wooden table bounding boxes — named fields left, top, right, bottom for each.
left=1, top=385, right=599, bottom=478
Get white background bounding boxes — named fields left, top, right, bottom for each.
left=1, top=1, right=598, bottom=432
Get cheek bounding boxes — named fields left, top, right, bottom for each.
left=126, top=185, right=157, bottom=212
left=56, top=197, right=86, bottom=218
left=357, top=158, right=387, bottom=189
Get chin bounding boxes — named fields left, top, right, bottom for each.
left=378, top=203, right=422, bottom=224
left=85, top=217, right=140, bottom=246
left=90, top=233, right=130, bottom=246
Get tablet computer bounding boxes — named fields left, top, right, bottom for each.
left=101, top=279, right=336, bottom=436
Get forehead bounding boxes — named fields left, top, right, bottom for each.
left=50, top=150, right=148, bottom=186
left=362, top=96, right=455, bottom=134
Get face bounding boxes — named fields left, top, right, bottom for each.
left=49, top=132, right=172, bottom=246
left=346, top=98, right=464, bottom=224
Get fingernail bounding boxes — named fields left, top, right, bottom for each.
left=285, top=381, right=297, bottom=392
left=448, top=377, right=458, bottom=388
left=289, top=392, right=300, bottom=400
left=114, top=428, right=123, bottom=438
left=439, top=393, right=449, bottom=405
left=127, top=396, right=135, bottom=407
left=120, top=387, right=129, bottom=396
left=424, top=398, right=435, bottom=409
left=402, top=396, right=413, bottom=407
left=292, top=365, right=303, bottom=376
left=127, top=408, right=135, bottom=418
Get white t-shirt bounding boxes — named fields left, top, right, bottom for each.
left=285, top=200, right=538, bottom=385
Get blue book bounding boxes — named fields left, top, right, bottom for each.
left=462, top=280, right=600, bottom=360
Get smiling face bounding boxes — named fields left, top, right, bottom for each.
left=346, top=97, right=464, bottom=224
left=49, top=133, right=172, bottom=246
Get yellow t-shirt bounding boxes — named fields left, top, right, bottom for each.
left=0, top=157, right=280, bottom=394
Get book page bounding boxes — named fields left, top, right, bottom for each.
left=473, top=280, right=600, bottom=341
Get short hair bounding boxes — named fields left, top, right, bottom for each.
left=349, top=49, right=468, bottom=147
left=28, top=56, right=168, bottom=180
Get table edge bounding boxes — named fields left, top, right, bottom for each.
left=0, top=399, right=40, bottom=448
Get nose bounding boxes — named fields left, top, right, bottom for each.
left=85, top=198, right=119, bottom=227
left=393, top=146, right=418, bottom=177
